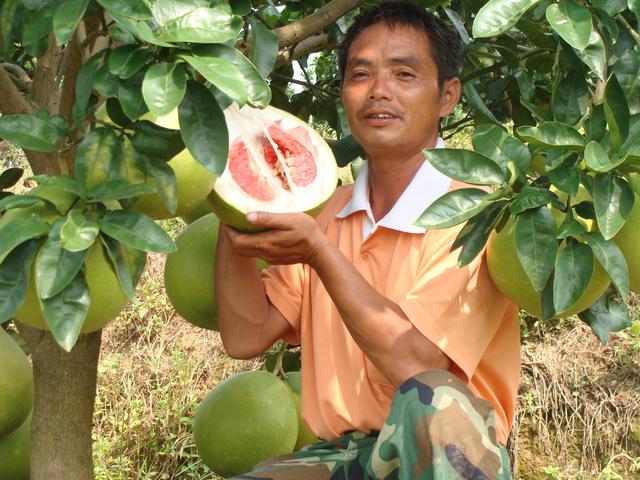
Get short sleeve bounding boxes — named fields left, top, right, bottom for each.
left=397, top=228, right=512, bottom=382
left=261, top=263, right=306, bottom=345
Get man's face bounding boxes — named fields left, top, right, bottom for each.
left=341, top=22, right=459, bottom=160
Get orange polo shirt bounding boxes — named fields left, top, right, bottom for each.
left=261, top=159, right=521, bottom=446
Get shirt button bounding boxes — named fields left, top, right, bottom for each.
left=361, top=252, right=370, bottom=260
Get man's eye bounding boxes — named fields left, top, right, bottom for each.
left=352, top=71, right=368, bottom=78
left=398, top=71, right=415, bottom=78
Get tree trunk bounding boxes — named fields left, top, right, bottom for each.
left=19, top=324, right=101, bottom=480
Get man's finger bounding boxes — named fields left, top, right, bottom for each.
left=246, top=211, right=293, bottom=229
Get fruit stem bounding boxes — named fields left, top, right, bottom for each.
left=271, top=342, right=287, bottom=378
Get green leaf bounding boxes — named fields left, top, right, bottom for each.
left=0, top=215, right=50, bottom=263
left=0, top=114, right=64, bottom=152
left=585, top=141, right=624, bottom=172
left=142, top=63, right=187, bottom=117
left=612, top=49, right=640, bottom=115
left=423, top=148, right=507, bottom=185
left=553, top=240, right=594, bottom=313
left=545, top=0, right=592, bottom=51
left=144, top=158, right=177, bottom=214
left=604, top=74, right=630, bottom=151
left=517, top=122, right=586, bottom=151
left=593, top=173, right=635, bottom=239
left=151, top=0, right=209, bottom=25
left=249, top=18, right=279, bottom=78
left=230, top=0, right=250, bottom=15
left=99, top=210, right=176, bottom=253
left=93, top=64, right=120, bottom=98
left=585, top=103, right=607, bottom=142
left=180, top=51, right=248, bottom=106
left=35, top=219, right=87, bottom=299
left=331, top=135, right=365, bottom=168
left=472, top=124, right=531, bottom=175
left=582, top=232, right=628, bottom=297
left=108, top=45, right=150, bottom=79
left=178, top=81, right=229, bottom=177
left=73, top=52, right=102, bottom=127
left=592, top=0, right=627, bottom=16
left=196, top=44, right=270, bottom=108
left=88, top=180, right=155, bottom=203
left=155, top=7, right=240, bottom=43
left=510, top=186, right=557, bottom=214
left=454, top=201, right=509, bottom=267
left=53, top=0, right=88, bottom=44
left=578, top=293, right=630, bottom=342
left=75, top=127, right=123, bottom=189
left=463, top=83, right=500, bottom=124
left=557, top=212, right=588, bottom=239
left=0, top=240, right=39, bottom=323
left=515, top=206, right=558, bottom=291
left=99, top=235, right=136, bottom=300
left=39, top=271, right=90, bottom=352
left=552, top=71, right=589, bottom=125
left=0, top=168, right=22, bottom=189
left=416, top=188, right=490, bottom=229
left=0, top=195, right=43, bottom=212
left=60, top=210, right=99, bottom=252
left=95, top=0, right=151, bottom=20
left=118, top=73, right=149, bottom=121
left=22, top=2, right=58, bottom=46
left=575, top=30, right=606, bottom=80
left=129, top=120, right=185, bottom=160
left=630, top=0, right=640, bottom=25
left=29, top=174, right=87, bottom=198
left=472, top=0, right=540, bottom=38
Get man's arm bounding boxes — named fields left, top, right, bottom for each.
left=225, top=212, right=451, bottom=387
left=215, top=224, right=292, bottom=359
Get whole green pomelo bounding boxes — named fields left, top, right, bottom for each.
left=15, top=242, right=133, bottom=333
left=0, top=412, right=30, bottom=480
left=614, top=173, right=640, bottom=292
left=487, top=217, right=610, bottom=318
left=194, top=370, right=298, bottom=477
left=132, top=109, right=216, bottom=220
left=283, top=371, right=320, bottom=450
left=0, top=328, right=33, bottom=437
left=164, top=213, right=219, bottom=330
left=180, top=199, right=216, bottom=224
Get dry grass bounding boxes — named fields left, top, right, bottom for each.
left=94, top=252, right=262, bottom=479
left=512, top=297, right=640, bottom=479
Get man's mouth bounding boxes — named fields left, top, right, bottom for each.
left=367, top=113, right=394, bottom=119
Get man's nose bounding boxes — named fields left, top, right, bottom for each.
left=368, top=74, right=393, bottom=100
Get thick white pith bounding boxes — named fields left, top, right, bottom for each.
left=214, top=104, right=338, bottom=213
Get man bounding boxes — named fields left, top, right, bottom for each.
left=216, top=1, right=520, bottom=478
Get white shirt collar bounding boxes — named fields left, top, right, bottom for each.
left=336, top=137, right=451, bottom=240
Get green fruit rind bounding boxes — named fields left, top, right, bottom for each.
left=614, top=174, right=640, bottom=293
left=164, top=213, right=219, bottom=330
left=194, top=370, right=298, bottom=477
left=487, top=218, right=611, bottom=318
left=15, top=242, right=131, bottom=333
left=208, top=188, right=330, bottom=233
left=284, top=371, right=320, bottom=451
left=0, top=329, right=34, bottom=437
left=0, top=413, right=30, bottom=480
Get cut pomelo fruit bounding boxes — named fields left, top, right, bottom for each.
left=209, top=104, right=338, bottom=232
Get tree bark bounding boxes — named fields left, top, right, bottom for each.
left=18, top=325, right=102, bottom=480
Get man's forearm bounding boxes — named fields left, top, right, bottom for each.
left=309, top=236, right=450, bottom=387
left=215, top=226, right=273, bottom=358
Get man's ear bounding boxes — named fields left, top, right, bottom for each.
left=438, top=77, right=462, bottom=118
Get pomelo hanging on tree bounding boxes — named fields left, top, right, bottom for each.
left=0, top=328, right=33, bottom=437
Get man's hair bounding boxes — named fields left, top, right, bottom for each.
left=337, top=0, right=462, bottom=87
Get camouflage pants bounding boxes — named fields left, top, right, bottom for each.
left=230, top=370, right=512, bottom=480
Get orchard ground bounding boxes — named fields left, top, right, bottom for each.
left=2, top=139, right=640, bottom=479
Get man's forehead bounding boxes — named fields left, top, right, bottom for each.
left=345, top=23, right=432, bottom=66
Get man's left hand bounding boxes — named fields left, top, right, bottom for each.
left=224, top=212, right=326, bottom=267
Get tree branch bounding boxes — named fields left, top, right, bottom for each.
left=276, top=33, right=337, bottom=68
left=1, top=63, right=32, bottom=93
left=0, top=66, right=32, bottom=115
left=30, top=33, right=63, bottom=111
left=274, top=0, right=362, bottom=47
